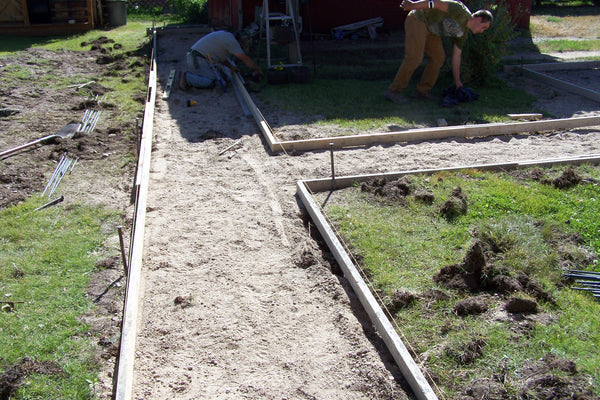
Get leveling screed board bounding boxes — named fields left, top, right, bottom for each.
left=162, top=69, right=176, bottom=100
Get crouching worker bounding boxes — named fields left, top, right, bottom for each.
left=179, top=30, right=264, bottom=90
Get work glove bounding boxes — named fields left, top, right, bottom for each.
left=251, top=71, right=264, bottom=82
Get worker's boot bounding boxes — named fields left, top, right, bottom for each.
left=384, top=89, right=408, bottom=104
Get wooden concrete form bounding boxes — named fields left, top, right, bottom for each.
left=234, top=76, right=600, bottom=154
left=505, top=61, right=600, bottom=103
left=297, top=181, right=439, bottom=400
left=301, top=153, right=600, bottom=193
left=113, top=30, right=158, bottom=400
left=296, top=153, right=600, bottom=400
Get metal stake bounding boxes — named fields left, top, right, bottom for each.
left=329, top=143, right=336, bottom=189
left=33, top=195, right=64, bottom=212
left=117, top=226, right=129, bottom=277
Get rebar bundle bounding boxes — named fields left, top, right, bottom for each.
left=42, top=154, right=77, bottom=197
left=563, top=269, right=600, bottom=301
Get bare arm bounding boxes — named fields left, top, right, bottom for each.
left=400, top=0, right=449, bottom=12
left=233, top=53, right=262, bottom=75
left=451, top=44, right=463, bottom=88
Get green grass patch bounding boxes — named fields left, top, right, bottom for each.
left=258, top=75, right=539, bottom=130
left=536, top=38, right=600, bottom=52
left=322, top=164, right=600, bottom=397
left=0, top=196, right=122, bottom=399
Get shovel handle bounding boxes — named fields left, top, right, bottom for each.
left=0, top=134, right=56, bottom=159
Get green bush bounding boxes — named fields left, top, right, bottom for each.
left=458, top=0, right=518, bottom=85
left=169, top=0, right=208, bottom=23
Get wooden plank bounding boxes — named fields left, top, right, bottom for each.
left=297, top=181, right=439, bottom=400
left=521, top=68, right=600, bottom=102
left=272, top=116, right=600, bottom=153
left=21, top=0, right=28, bottom=24
left=86, top=0, right=94, bottom=27
left=520, top=61, right=599, bottom=72
left=231, top=71, right=279, bottom=148
left=302, top=154, right=600, bottom=193
left=507, top=113, right=542, bottom=120
left=113, top=30, right=158, bottom=400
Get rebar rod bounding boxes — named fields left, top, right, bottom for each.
left=33, top=195, right=64, bottom=211
left=42, top=154, right=67, bottom=196
left=48, top=157, right=73, bottom=197
left=87, top=110, right=102, bottom=133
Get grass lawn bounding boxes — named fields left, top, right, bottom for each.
left=321, top=164, right=600, bottom=398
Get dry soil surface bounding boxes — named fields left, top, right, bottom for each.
left=118, top=30, right=600, bottom=399
left=1, top=27, right=600, bottom=400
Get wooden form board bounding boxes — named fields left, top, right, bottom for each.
left=234, top=73, right=600, bottom=154
left=296, top=153, right=600, bottom=400
left=504, top=61, right=600, bottom=103
left=113, top=30, right=158, bottom=400
left=301, top=153, right=600, bottom=193
left=297, top=181, right=439, bottom=400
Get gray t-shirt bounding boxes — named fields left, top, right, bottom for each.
left=413, top=1, right=472, bottom=49
left=190, top=31, right=243, bottom=63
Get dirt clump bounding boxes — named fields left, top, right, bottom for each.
left=386, top=290, right=418, bottom=314
left=550, top=167, right=583, bottom=189
left=453, top=295, right=489, bottom=316
left=445, top=337, right=487, bottom=365
left=504, top=297, right=538, bottom=314
left=434, top=240, right=486, bottom=291
left=518, top=355, right=595, bottom=400
left=512, top=166, right=598, bottom=189
left=0, top=357, right=66, bottom=399
left=439, top=186, right=468, bottom=220
left=361, top=176, right=412, bottom=204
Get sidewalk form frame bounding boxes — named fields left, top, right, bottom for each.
left=232, top=67, right=600, bottom=153
left=296, top=153, right=600, bottom=400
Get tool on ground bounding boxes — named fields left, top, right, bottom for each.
left=42, top=154, right=77, bottom=197
left=163, top=69, right=176, bottom=100
left=186, top=99, right=197, bottom=107
left=33, top=195, right=64, bottom=212
left=0, top=122, right=81, bottom=159
left=207, top=54, right=227, bottom=93
left=80, top=109, right=102, bottom=133
left=218, top=139, right=243, bottom=156
left=117, top=226, right=129, bottom=277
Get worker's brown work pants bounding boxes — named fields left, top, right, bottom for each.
left=389, top=12, right=446, bottom=94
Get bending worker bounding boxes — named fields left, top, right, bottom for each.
left=180, top=30, right=263, bottom=90
left=385, top=0, right=493, bottom=104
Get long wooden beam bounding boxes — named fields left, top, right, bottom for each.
left=234, top=73, right=600, bottom=154
left=113, top=30, right=158, bottom=400
left=297, top=181, right=439, bottom=400
left=232, top=72, right=280, bottom=147
left=505, top=64, right=600, bottom=103
left=301, top=154, right=600, bottom=193
left=273, top=116, right=600, bottom=153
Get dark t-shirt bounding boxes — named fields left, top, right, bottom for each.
left=413, top=1, right=472, bottom=49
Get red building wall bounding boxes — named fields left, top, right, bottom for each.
left=209, top=0, right=531, bottom=34
left=300, top=0, right=406, bottom=33
left=209, top=0, right=407, bottom=33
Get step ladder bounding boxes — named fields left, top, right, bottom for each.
left=259, top=0, right=302, bottom=68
